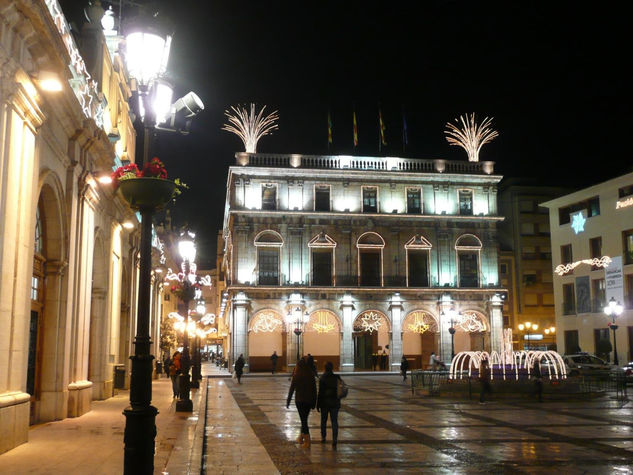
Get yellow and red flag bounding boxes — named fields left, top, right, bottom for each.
left=353, top=110, right=358, bottom=147
left=328, top=110, right=333, bottom=146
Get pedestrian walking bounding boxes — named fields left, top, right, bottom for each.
left=316, top=361, right=342, bottom=449
left=169, top=351, right=181, bottom=398
left=532, top=361, right=543, bottom=402
left=429, top=352, right=446, bottom=371
left=371, top=352, right=378, bottom=371
left=380, top=349, right=387, bottom=370
left=400, top=355, right=409, bottom=381
left=234, top=353, right=245, bottom=384
left=271, top=351, right=279, bottom=374
left=307, top=353, right=318, bottom=378
left=479, top=358, right=492, bottom=404
left=286, top=357, right=317, bottom=448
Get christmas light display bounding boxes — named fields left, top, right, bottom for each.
left=222, top=103, right=279, bottom=153
left=444, top=113, right=498, bottom=162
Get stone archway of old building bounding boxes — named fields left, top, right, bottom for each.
left=88, top=231, right=108, bottom=399
left=303, top=309, right=341, bottom=371
left=353, top=310, right=391, bottom=370
left=248, top=309, right=285, bottom=372
left=31, top=176, right=67, bottom=424
left=402, top=310, right=439, bottom=370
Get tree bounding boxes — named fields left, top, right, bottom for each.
left=160, top=317, right=177, bottom=358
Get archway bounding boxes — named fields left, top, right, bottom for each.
left=353, top=310, right=391, bottom=370
left=451, top=310, right=489, bottom=353
left=248, top=309, right=286, bottom=372
left=303, top=309, right=341, bottom=371
left=402, top=310, right=439, bottom=369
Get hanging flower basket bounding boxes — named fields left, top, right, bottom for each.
left=118, top=177, right=178, bottom=210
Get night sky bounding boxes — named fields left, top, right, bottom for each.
left=61, top=1, right=631, bottom=268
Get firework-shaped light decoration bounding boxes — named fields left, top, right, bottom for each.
left=444, top=113, right=499, bottom=162
left=222, top=103, right=279, bottom=153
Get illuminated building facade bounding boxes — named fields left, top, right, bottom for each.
left=221, top=153, right=506, bottom=373
left=0, top=1, right=164, bottom=453
left=498, top=182, right=569, bottom=350
left=541, top=172, right=633, bottom=361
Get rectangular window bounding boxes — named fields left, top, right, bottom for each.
left=591, top=278, right=605, bottom=312
left=543, top=294, right=555, bottom=306
left=458, top=252, right=479, bottom=287
left=559, top=206, right=571, bottom=225
left=538, top=222, right=550, bottom=234
left=258, top=248, right=279, bottom=285
left=408, top=251, right=429, bottom=287
left=458, top=190, right=473, bottom=216
left=590, top=237, right=602, bottom=270
left=523, top=271, right=537, bottom=286
left=619, top=184, right=633, bottom=198
left=564, top=330, right=579, bottom=354
left=588, top=196, right=600, bottom=217
left=261, top=184, right=277, bottom=210
left=594, top=328, right=611, bottom=361
left=522, top=246, right=537, bottom=259
left=562, top=283, right=575, bottom=315
left=520, top=223, right=535, bottom=235
left=627, top=274, right=633, bottom=309
left=362, top=187, right=378, bottom=213
left=500, top=263, right=508, bottom=275
left=360, top=251, right=381, bottom=286
left=406, top=188, right=422, bottom=214
left=314, top=185, right=330, bottom=212
left=312, top=250, right=332, bottom=286
left=30, top=276, right=38, bottom=301
left=561, top=244, right=573, bottom=264
left=623, top=229, right=633, bottom=265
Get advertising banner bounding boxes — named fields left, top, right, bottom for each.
left=605, top=255, right=624, bottom=305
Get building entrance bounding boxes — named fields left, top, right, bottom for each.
left=353, top=332, right=375, bottom=370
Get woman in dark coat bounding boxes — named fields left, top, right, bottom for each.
left=286, top=357, right=317, bottom=448
left=316, top=361, right=342, bottom=449
left=400, top=355, right=409, bottom=382
left=234, top=354, right=245, bottom=384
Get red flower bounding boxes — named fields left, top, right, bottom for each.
left=111, top=163, right=141, bottom=188
left=141, top=157, right=168, bottom=179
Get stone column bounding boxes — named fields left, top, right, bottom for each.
left=389, top=293, right=403, bottom=371
left=489, top=294, right=504, bottom=353
left=232, top=292, right=250, bottom=371
left=339, top=294, right=355, bottom=372
left=438, top=293, right=454, bottom=364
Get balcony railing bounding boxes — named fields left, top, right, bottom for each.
left=236, top=153, right=495, bottom=175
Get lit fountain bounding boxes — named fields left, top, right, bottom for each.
left=449, top=329, right=567, bottom=380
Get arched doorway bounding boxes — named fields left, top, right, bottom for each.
left=402, top=310, right=439, bottom=369
left=457, top=310, right=489, bottom=352
left=248, top=309, right=286, bottom=372
left=353, top=310, right=391, bottom=370
left=303, top=309, right=341, bottom=371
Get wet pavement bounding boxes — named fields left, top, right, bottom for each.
left=216, top=373, right=633, bottom=474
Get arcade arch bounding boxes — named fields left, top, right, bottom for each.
left=303, top=309, right=341, bottom=371
left=248, top=309, right=285, bottom=372
left=352, top=310, right=390, bottom=370
left=402, top=310, right=439, bottom=369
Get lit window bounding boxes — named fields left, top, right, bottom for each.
left=261, top=184, right=277, bottom=210
left=458, top=190, right=473, bottom=216
left=362, top=187, right=378, bottom=213
left=406, top=188, right=421, bottom=214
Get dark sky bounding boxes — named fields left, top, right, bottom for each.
left=62, top=1, right=631, bottom=268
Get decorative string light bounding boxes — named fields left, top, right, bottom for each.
left=444, top=113, right=498, bottom=162
left=311, top=311, right=336, bottom=334
left=251, top=312, right=283, bottom=333
left=358, top=311, right=383, bottom=334
left=222, top=103, right=279, bottom=153
left=555, top=256, right=611, bottom=275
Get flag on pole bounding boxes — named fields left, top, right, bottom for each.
left=328, top=110, right=333, bottom=148
left=402, top=107, right=408, bottom=151
left=379, top=107, right=387, bottom=148
left=353, top=110, right=358, bottom=147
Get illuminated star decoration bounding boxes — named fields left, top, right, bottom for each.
left=407, top=313, right=431, bottom=334
left=360, top=311, right=383, bottom=334
left=222, top=103, right=279, bottom=153
left=571, top=212, right=586, bottom=234
left=444, top=113, right=498, bottom=162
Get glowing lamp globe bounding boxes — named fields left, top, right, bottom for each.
left=125, top=28, right=171, bottom=87
left=178, top=232, right=196, bottom=263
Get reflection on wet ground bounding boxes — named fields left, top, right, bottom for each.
left=225, top=374, right=633, bottom=473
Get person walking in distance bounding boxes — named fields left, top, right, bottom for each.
left=479, top=358, right=492, bottom=404
left=400, top=355, right=409, bottom=382
left=317, top=361, right=342, bottom=450
left=234, top=353, right=245, bottom=384
left=169, top=351, right=181, bottom=398
left=286, top=357, right=317, bottom=448
left=271, top=351, right=279, bottom=374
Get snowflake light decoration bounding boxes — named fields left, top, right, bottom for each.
left=359, top=311, right=383, bottom=334
left=457, top=312, right=486, bottom=332
left=571, top=212, right=586, bottom=234
left=251, top=312, right=283, bottom=333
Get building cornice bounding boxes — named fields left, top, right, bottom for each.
left=230, top=209, right=504, bottom=222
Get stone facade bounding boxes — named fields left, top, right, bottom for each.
left=221, top=153, right=506, bottom=373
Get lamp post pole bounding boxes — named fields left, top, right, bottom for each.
left=448, top=321, right=456, bottom=360
left=604, top=298, right=623, bottom=366
left=176, top=234, right=196, bottom=412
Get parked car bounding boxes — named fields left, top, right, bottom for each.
left=563, top=353, right=613, bottom=376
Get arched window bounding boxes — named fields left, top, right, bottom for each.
left=357, top=232, right=384, bottom=286
left=455, top=234, right=482, bottom=288
left=254, top=231, right=283, bottom=285
left=308, top=232, right=336, bottom=286
left=405, top=235, right=432, bottom=287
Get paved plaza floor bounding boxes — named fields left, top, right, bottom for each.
left=1, top=366, right=633, bottom=474
left=212, top=373, right=633, bottom=474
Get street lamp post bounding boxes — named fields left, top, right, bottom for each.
left=176, top=231, right=196, bottom=412
left=122, top=14, right=173, bottom=475
left=448, top=323, right=456, bottom=360
left=604, top=297, right=624, bottom=365
left=518, top=322, right=538, bottom=350
left=286, top=310, right=310, bottom=363
left=191, top=301, right=206, bottom=388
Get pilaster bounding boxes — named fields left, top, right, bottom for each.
left=389, top=293, right=403, bottom=370
left=232, top=292, right=250, bottom=371
left=339, top=294, right=355, bottom=372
